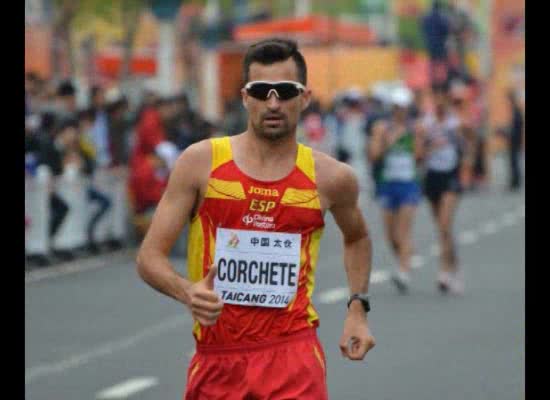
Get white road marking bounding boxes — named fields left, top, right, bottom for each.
left=96, top=377, right=158, bottom=399
left=317, top=287, right=349, bottom=304
left=480, top=221, right=498, bottom=235
left=25, top=249, right=136, bottom=284
left=25, top=316, right=189, bottom=385
left=411, top=255, right=425, bottom=270
left=458, top=230, right=478, bottom=245
left=501, top=213, right=517, bottom=227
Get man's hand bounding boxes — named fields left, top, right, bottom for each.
left=339, top=303, right=375, bottom=361
left=187, top=265, right=224, bottom=326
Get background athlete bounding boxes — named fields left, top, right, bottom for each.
left=417, top=84, right=465, bottom=295
left=368, top=86, right=422, bottom=293
left=136, top=38, right=375, bottom=399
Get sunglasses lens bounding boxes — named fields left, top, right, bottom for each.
left=273, top=83, right=301, bottom=100
left=247, top=83, right=302, bottom=101
left=247, top=83, right=272, bottom=100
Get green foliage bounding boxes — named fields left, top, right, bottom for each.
left=71, top=0, right=147, bottom=29
left=397, top=15, right=425, bottom=50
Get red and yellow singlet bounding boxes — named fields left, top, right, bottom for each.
left=187, top=136, right=325, bottom=346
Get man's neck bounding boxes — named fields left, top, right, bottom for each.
left=240, top=130, right=298, bottom=164
left=230, top=130, right=299, bottom=181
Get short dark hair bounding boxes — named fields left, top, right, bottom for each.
left=57, top=80, right=76, bottom=97
left=55, top=117, right=79, bottom=134
left=77, top=107, right=96, bottom=122
left=243, top=38, right=307, bottom=85
left=90, top=85, right=103, bottom=99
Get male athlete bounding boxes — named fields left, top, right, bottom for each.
left=368, top=86, right=422, bottom=293
left=137, top=38, right=376, bottom=399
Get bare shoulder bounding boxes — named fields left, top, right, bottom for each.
left=313, top=150, right=359, bottom=210
left=170, top=138, right=212, bottom=188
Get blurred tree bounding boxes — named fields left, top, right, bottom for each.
left=51, top=0, right=79, bottom=81
left=397, top=15, right=425, bottom=50
left=73, top=0, right=147, bottom=83
left=119, top=0, right=147, bottom=82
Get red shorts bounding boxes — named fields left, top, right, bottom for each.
left=184, top=328, right=328, bottom=400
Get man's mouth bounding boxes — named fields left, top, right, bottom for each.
left=263, top=115, right=285, bottom=124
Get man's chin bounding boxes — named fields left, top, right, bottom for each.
left=254, top=127, right=290, bottom=141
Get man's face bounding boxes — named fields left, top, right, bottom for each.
left=242, top=58, right=311, bottom=141
left=93, top=90, right=105, bottom=108
left=433, top=91, right=449, bottom=116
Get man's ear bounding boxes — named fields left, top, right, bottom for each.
left=241, top=88, right=248, bottom=110
left=301, top=88, right=312, bottom=111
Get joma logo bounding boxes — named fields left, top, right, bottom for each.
left=248, top=186, right=280, bottom=197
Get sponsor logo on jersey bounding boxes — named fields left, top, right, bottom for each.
left=248, top=186, right=280, bottom=197
left=242, top=214, right=276, bottom=229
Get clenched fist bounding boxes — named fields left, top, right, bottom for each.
left=339, top=310, right=376, bottom=361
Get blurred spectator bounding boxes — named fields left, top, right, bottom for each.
left=323, top=101, right=343, bottom=159
left=421, top=1, right=451, bottom=86
left=364, top=91, right=394, bottom=196
left=164, top=93, right=194, bottom=148
left=222, top=95, right=248, bottom=137
left=25, top=72, right=42, bottom=115
left=465, top=79, right=489, bottom=190
left=78, top=109, right=113, bottom=254
left=505, top=89, right=524, bottom=191
left=339, top=90, right=368, bottom=187
left=90, top=85, right=112, bottom=168
left=449, top=80, right=477, bottom=191
left=129, top=96, right=179, bottom=235
left=128, top=152, right=169, bottom=237
left=56, top=80, right=78, bottom=120
left=364, top=94, right=390, bottom=139
left=39, top=118, right=90, bottom=261
left=105, top=89, right=131, bottom=167
left=446, top=0, right=476, bottom=78
left=300, top=99, right=329, bottom=153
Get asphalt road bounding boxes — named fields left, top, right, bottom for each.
left=25, top=155, right=525, bottom=400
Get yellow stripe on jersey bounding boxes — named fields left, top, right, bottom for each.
left=306, top=227, right=323, bottom=325
left=281, top=188, right=321, bottom=210
left=187, top=217, right=205, bottom=283
left=210, top=136, right=233, bottom=171
left=295, top=143, right=316, bottom=183
left=205, top=178, right=247, bottom=200
left=313, top=345, right=326, bottom=373
left=189, top=362, right=201, bottom=382
left=188, top=216, right=206, bottom=340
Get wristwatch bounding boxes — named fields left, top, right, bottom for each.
left=347, top=293, right=371, bottom=313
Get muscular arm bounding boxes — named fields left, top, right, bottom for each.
left=367, top=121, right=387, bottom=163
left=316, top=154, right=375, bottom=360
left=414, top=120, right=427, bottom=162
left=136, top=141, right=209, bottom=306
left=326, top=162, right=372, bottom=298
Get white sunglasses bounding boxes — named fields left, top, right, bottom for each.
left=244, top=81, right=306, bottom=101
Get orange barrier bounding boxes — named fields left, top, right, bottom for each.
left=233, top=16, right=376, bottom=45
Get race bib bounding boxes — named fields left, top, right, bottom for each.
left=214, top=228, right=302, bottom=308
left=384, top=152, right=415, bottom=181
left=428, top=145, right=458, bottom=172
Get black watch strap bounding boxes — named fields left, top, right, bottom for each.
left=347, top=294, right=370, bottom=312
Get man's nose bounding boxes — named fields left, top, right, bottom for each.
left=266, top=91, right=281, bottom=109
